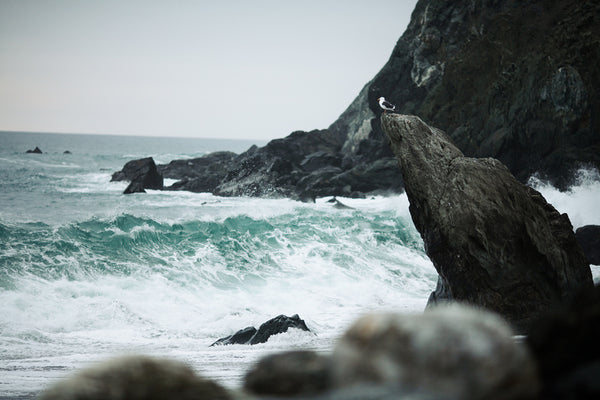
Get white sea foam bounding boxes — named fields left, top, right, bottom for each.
left=0, top=192, right=438, bottom=394
left=528, top=167, right=600, bottom=229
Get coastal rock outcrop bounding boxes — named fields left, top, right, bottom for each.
left=346, top=0, right=600, bottom=190
left=211, top=314, right=310, bottom=346
left=113, top=0, right=598, bottom=197
left=111, top=157, right=163, bottom=194
left=159, top=151, right=237, bottom=193
left=381, top=113, right=593, bottom=330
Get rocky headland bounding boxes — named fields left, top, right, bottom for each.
left=113, top=0, right=599, bottom=198
left=381, top=113, right=593, bottom=331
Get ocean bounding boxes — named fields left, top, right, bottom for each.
left=0, top=131, right=598, bottom=398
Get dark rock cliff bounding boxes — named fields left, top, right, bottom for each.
left=349, top=0, right=600, bottom=190
left=381, top=113, right=593, bottom=331
left=114, top=0, right=598, bottom=197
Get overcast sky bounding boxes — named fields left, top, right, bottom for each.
left=0, top=0, right=417, bottom=140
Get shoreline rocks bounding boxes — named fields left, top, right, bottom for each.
left=381, top=113, right=593, bottom=332
left=211, top=314, right=311, bottom=346
left=111, top=157, right=163, bottom=194
left=41, top=304, right=568, bottom=400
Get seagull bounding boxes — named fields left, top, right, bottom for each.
left=378, top=97, right=396, bottom=113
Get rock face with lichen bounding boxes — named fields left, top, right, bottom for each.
left=381, top=113, right=593, bottom=331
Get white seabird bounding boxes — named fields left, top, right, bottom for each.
left=378, top=97, right=396, bottom=112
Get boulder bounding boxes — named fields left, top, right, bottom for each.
left=210, top=326, right=257, bottom=346
left=26, top=146, right=42, bottom=154
left=381, top=113, right=593, bottom=331
left=159, top=151, right=237, bottom=193
left=39, top=355, right=231, bottom=400
left=210, top=314, right=310, bottom=346
left=244, top=350, right=331, bottom=396
left=250, top=314, right=310, bottom=345
left=526, top=285, right=600, bottom=399
left=331, top=305, right=539, bottom=400
left=575, top=225, right=600, bottom=265
left=123, top=179, right=146, bottom=194
left=111, top=157, right=163, bottom=194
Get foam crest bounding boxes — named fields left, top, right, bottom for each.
left=528, top=167, right=600, bottom=228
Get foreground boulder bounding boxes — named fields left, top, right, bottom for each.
left=575, top=225, right=600, bottom=265
left=211, top=314, right=310, bottom=346
left=244, top=350, right=331, bottom=397
left=111, top=157, right=163, bottom=194
left=331, top=305, right=539, bottom=400
left=39, top=355, right=231, bottom=400
left=382, top=113, right=593, bottom=331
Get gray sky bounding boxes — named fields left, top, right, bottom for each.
left=0, top=0, right=417, bottom=140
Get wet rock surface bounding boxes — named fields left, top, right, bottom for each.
left=211, top=314, right=311, bottom=346
left=111, top=157, right=163, bottom=194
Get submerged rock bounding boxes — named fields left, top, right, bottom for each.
left=211, top=314, right=310, bottom=346
left=381, top=113, right=593, bottom=331
left=575, top=225, right=600, bottom=265
left=38, top=355, right=231, bottom=400
left=250, top=314, right=310, bottom=345
left=111, top=157, right=163, bottom=194
left=331, top=305, right=539, bottom=400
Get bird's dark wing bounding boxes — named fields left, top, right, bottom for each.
left=382, top=100, right=396, bottom=109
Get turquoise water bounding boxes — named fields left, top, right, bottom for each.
left=1, top=131, right=598, bottom=397
left=0, top=131, right=438, bottom=397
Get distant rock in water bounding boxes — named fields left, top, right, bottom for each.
left=111, top=157, right=163, bottom=194
left=211, top=314, right=310, bottom=346
left=575, top=225, right=600, bottom=265
left=381, top=113, right=593, bottom=332
left=63, top=150, right=72, bottom=154
left=26, top=146, right=42, bottom=154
